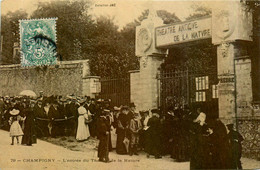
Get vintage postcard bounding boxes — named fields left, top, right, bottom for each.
left=0, top=0, right=260, bottom=169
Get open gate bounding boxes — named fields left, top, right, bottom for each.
left=157, top=68, right=219, bottom=118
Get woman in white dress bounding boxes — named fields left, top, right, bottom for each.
left=76, top=101, right=90, bottom=141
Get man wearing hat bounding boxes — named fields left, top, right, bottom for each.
left=33, top=99, right=48, bottom=137
left=103, top=99, right=112, bottom=110
left=146, top=109, right=162, bottom=159
left=90, top=98, right=98, bottom=138
left=128, top=102, right=136, bottom=120
left=65, top=97, right=79, bottom=136
left=227, top=124, right=244, bottom=169
left=48, top=100, right=61, bottom=137
left=57, top=97, right=68, bottom=136
left=97, top=109, right=111, bottom=163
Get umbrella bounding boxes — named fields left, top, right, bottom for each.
left=19, top=90, right=37, bottom=97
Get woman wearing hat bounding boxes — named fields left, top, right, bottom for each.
left=21, top=102, right=37, bottom=146
left=116, top=106, right=130, bottom=155
left=76, top=100, right=91, bottom=141
left=9, top=109, right=24, bottom=145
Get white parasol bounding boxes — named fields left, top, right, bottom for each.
left=19, top=90, right=37, bottom=97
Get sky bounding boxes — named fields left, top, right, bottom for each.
left=0, top=0, right=214, bottom=29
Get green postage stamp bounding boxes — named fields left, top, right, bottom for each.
left=19, top=18, right=57, bottom=67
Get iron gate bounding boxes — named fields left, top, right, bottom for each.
left=157, top=69, right=219, bottom=117
left=99, top=77, right=130, bottom=107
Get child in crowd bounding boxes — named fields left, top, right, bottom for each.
left=129, top=112, right=142, bottom=156
left=9, top=109, right=24, bottom=145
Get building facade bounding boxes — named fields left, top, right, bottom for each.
left=131, top=1, right=260, bottom=159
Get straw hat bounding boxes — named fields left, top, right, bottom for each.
left=10, top=109, right=20, bottom=116
left=114, top=106, right=121, bottom=111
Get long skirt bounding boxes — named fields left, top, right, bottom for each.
left=76, top=116, right=90, bottom=141
left=22, top=119, right=36, bottom=145
left=111, top=128, right=117, bottom=149
left=116, top=130, right=127, bottom=154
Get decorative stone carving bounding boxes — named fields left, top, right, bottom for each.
left=212, top=1, right=253, bottom=44
left=220, top=42, right=230, bottom=58
left=215, top=10, right=236, bottom=40
left=137, top=28, right=152, bottom=54
left=140, top=55, right=148, bottom=68
left=135, top=9, right=166, bottom=57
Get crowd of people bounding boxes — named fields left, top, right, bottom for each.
left=0, top=94, right=244, bottom=169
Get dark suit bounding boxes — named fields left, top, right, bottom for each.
left=65, top=102, right=78, bottom=136
left=88, top=103, right=97, bottom=137
left=34, top=104, right=48, bottom=137
left=147, top=115, right=162, bottom=158
left=48, top=105, right=60, bottom=137
left=97, top=116, right=110, bottom=162
left=228, top=129, right=244, bottom=169
left=21, top=108, right=36, bottom=145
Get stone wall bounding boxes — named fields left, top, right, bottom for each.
left=217, top=43, right=236, bottom=124
left=0, top=60, right=91, bottom=97
left=238, top=117, right=260, bottom=160
left=235, top=55, right=260, bottom=160
left=136, top=55, right=164, bottom=111
left=130, top=70, right=141, bottom=108
left=235, top=57, right=253, bottom=117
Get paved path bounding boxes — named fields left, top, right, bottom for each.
left=0, top=130, right=259, bottom=170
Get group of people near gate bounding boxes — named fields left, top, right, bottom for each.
left=0, top=94, right=244, bottom=168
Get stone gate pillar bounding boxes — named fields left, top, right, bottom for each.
left=132, top=10, right=167, bottom=111
left=212, top=1, right=253, bottom=124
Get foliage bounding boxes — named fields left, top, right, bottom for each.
left=88, top=16, right=139, bottom=78
left=185, top=3, right=211, bottom=21
left=162, top=41, right=217, bottom=73
left=89, top=9, right=180, bottom=78
left=31, top=0, right=95, bottom=61
left=1, top=10, right=28, bottom=64
left=1, top=2, right=216, bottom=79
left=137, top=9, right=181, bottom=24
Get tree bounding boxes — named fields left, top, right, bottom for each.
left=31, top=0, right=95, bottom=61
left=136, top=9, right=181, bottom=25
left=1, top=10, right=28, bottom=64
left=111, top=9, right=182, bottom=78
left=186, top=3, right=211, bottom=21
left=88, top=16, right=139, bottom=78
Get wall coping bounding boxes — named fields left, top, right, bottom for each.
left=237, top=116, right=260, bottom=120
left=0, top=60, right=89, bottom=70
left=84, top=76, right=100, bottom=79
left=129, top=70, right=140, bottom=73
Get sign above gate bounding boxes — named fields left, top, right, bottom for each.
left=155, top=17, right=211, bottom=48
